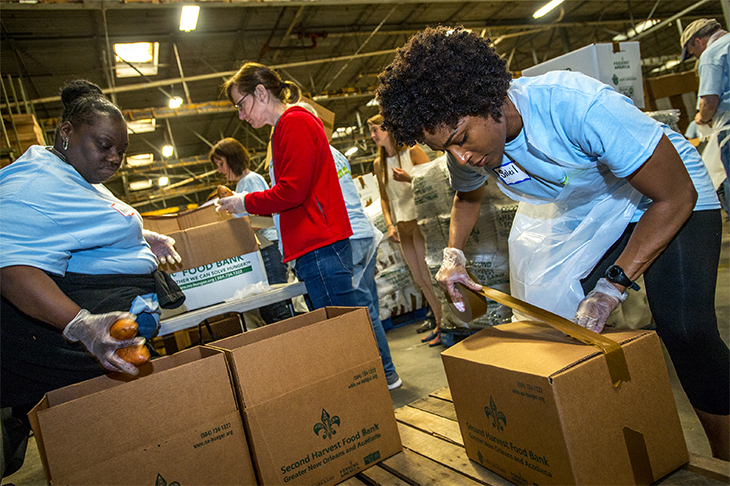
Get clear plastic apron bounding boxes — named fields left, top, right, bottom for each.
left=502, top=160, right=643, bottom=320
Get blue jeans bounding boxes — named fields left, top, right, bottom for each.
left=351, top=237, right=396, bottom=376
left=295, top=239, right=359, bottom=310
left=259, top=243, right=292, bottom=324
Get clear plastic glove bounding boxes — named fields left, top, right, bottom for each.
left=435, top=247, right=482, bottom=312
left=63, top=309, right=144, bottom=375
left=573, top=278, right=628, bottom=333
left=216, top=191, right=249, bottom=215
left=142, top=229, right=181, bottom=265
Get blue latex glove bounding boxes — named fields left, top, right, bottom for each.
left=573, top=278, right=628, bottom=333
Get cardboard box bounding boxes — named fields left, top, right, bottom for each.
left=144, top=206, right=268, bottom=311
left=644, top=71, right=699, bottom=134
left=211, top=307, right=402, bottom=485
left=442, top=323, right=688, bottom=485
left=28, top=347, right=257, bottom=485
left=1, top=113, right=45, bottom=159
left=522, top=41, right=645, bottom=108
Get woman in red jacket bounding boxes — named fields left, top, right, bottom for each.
left=217, top=62, right=359, bottom=310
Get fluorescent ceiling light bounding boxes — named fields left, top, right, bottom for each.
left=127, top=118, right=156, bottom=134
left=158, top=176, right=170, bottom=186
left=129, top=179, right=153, bottom=191
left=114, top=42, right=159, bottom=78
left=649, top=60, right=681, bottom=74
left=612, top=19, right=660, bottom=41
left=344, top=147, right=358, bottom=157
left=168, top=97, right=183, bottom=109
left=533, top=0, right=564, bottom=19
left=126, top=153, right=154, bottom=167
left=162, top=145, right=174, bottom=158
left=179, top=5, right=200, bottom=32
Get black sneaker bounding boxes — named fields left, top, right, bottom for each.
left=416, top=318, right=436, bottom=333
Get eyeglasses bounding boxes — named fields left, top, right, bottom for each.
left=233, top=93, right=251, bottom=111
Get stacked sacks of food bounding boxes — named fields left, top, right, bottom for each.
left=411, top=155, right=516, bottom=331
left=364, top=201, right=425, bottom=324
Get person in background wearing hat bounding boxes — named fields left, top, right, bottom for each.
left=680, top=18, right=730, bottom=214
left=376, top=26, right=728, bottom=460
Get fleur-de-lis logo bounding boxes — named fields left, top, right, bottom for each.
left=313, top=408, right=340, bottom=440
left=156, top=473, right=180, bottom=486
left=485, top=396, right=507, bottom=431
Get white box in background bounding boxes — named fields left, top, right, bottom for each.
left=522, top=42, right=644, bottom=108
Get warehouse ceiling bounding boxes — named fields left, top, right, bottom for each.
left=0, top=0, right=725, bottom=213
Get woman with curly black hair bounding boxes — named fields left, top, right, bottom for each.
left=377, top=26, right=728, bottom=459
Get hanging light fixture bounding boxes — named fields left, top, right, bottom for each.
left=179, top=5, right=200, bottom=32
left=533, top=0, right=564, bottom=19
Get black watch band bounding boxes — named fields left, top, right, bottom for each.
left=605, top=265, right=640, bottom=291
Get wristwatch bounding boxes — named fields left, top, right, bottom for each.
left=605, top=265, right=640, bottom=291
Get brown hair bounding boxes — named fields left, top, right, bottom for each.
left=209, top=137, right=250, bottom=178
left=223, top=62, right=301, bottom=105
left=367, top=113, right=407, bottom=188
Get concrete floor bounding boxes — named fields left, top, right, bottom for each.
left=3, top=221, right=728, bottom=485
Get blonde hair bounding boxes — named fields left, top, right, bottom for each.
left=367, top=114, right=407, bottom=188
left=223, top=62, right=300, bottom=105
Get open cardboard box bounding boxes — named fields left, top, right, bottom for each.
left=143, top=205, right=268, bottom=311
left=28, top=347, right=257, bottom=485
left=209, top=307, right=402, bottom=485
left=442, top=323, right=689, bottom=485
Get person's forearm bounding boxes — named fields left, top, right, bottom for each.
left=448, top=187, right=485, bottom=249
left=0, top=265, right=80, bottom=329
left=696, top=95, right=720, bottom=125
left=613, top=135, right=697, bottom=289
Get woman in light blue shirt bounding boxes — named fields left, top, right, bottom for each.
left=376, top=26, right=728, bottom=459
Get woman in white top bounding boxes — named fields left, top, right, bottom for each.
left=368, top=114, right=443, bottom=344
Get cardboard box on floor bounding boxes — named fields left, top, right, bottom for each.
left=28, top=346, right=257, bottom=485
left=143, top=205, right=268, bottom=311
left=442, top=324, right=689, bottom=485
left=210, top=307, right=402, bottom=485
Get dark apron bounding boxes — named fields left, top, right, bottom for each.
left=0, top=270, right=184, bottom=410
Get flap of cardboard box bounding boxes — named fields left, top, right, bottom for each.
left=159, top=217, right=259, bottom=272
left=442, top=323, right=651, bottom=381
left=143, top=204, right=232, bottom=234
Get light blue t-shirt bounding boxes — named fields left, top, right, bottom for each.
left=235, top=170, right=279, bottom=242
left=697, top=32, right=730, bottom=119
left=0, top=145, right=157, bottom=276
left=330, top=146, right=374, bottom=240
left=448, top=71, right=720, bottom=221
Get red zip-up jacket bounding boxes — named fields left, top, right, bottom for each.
left=244, top=106, right=352, bottom=262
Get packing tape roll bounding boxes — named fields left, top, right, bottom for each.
left=451, top=281, right=631, bottom=388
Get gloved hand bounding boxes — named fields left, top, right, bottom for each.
left=142, top=229, right=181, bottom=265
left=573, top=278, right=628, bottom=333
left=216, top=191, right=249, bottom=215
left=435, top=247, right=482, bottom=312
left=63, top=309, right=145, bottom=375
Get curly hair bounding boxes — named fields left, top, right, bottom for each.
left=375, top=26, right=512, bottom=146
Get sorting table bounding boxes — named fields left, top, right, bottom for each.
left=157, top=281, right=307, bottom=336
left=344, top=387, right=730, bottom=486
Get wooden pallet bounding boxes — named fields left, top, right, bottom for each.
left=343, top=387, right=729, bottom=486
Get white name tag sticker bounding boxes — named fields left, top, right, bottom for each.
left=111, top=202, right=136, bottom=217
left=495, top=161, right=530, bottom=185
